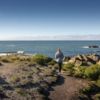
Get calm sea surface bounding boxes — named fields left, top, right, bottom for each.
left=0, top=41, right=100, bottom=58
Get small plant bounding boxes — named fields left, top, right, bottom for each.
left=48, top=60, right=56, bottom=65
left=96, top=79, right=100, bottom=87
left=1, top=58, right=11, bottom=63
left=15, top=88, right=27, bottom=96
left=63, top=63, right=75, bottom=75
left=0, top=86, right=4, bottom=92
left=84, top=64, right=100, bottom=80
left=10, top=76, right=20, bottom=83
left=94, top=93, right=100, bottom=100
left=32, top=54, right=52, bottom=65
left=81, top=85, right=93, bottom=94
left=74, top=66, right=86, bottom=78
left=10, top=56, right=20, bottom=62
left=80, top=84, right=100, bottom=96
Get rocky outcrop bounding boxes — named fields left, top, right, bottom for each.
left=83, top=45, right=99, bottom=48
left=65, top=54, right=100, bottom=66
left=88, top=45, right=99, bottom=48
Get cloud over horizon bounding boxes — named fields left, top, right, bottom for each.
left=0, top=34, right=100, bottom=40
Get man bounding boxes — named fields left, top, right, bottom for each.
left=55, top=48, right=64, bottom=73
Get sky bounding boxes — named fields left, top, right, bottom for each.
left=0, top=0, right=100, bottom=40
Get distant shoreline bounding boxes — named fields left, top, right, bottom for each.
left=0, top=40, right=100, bottom=41
left=0, top=51, right=33, bottom=56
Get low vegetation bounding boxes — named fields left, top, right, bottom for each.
left=0, top=54, right=100, bottom=100
left=63, top=55, right=100, bottom=100
left=0, top=54, right=57, bottom=100
left=32, top=54, right=52, bottom=65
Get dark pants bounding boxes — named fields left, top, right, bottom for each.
left=58, top=62, right=62, bottom=72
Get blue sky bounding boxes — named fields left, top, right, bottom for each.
left=0, top=0, right=100, bottom=40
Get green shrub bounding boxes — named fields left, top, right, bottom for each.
left=15, top=88, right=27, bottom=96
left=81, top=85, right=93, bottom=94
left=32, top=54, right=52, bottom=65
left=0, top=86, right=4, bottom=92
left=10, top=56, right=20, bottom=62
left=80, top=84, right=99, bottom=95
left=48, top=60, right=56, bottom=65
left=74, top=66, right=86, bottom=78
left=96, top=80, right=100, bottom=87
left=78, top=93, right=89, bottom=100
left=80, top=84, right=100, bottom=100
left=94, top=93, right=100, bottom=100
left=63, top=63, right=75, bottom=75
left=84, top=64, right=100, bottom=80
left=1, top=58, right=11, bottom=63
left=10, top=76, right=20, bottom=83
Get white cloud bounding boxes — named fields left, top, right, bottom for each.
left=0, top=34, right=100, bottom=40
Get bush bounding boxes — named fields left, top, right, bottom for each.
left=63, top=63, right=75, bottom=75
left=80, top=84, right=100, bottom=99
left=0, top=86, right=4, bottom=92
left=80, top=84, right=100, bottom=95
left=15, top=88, right=27, bottom=96
left=74, top=66, right=86, bottom=78
left=96, top=80, right=100, bottom=87
left=80, top=85, right=93, bottom=94
left=10, top=76, right=20, bottom=83
left=10, top=56, right=20, bottom=62
left=32, top=54, right=52, bottom=65
left=1, top=58, right=11, bottom=63
left=94, top=93, right=100, bottom=100
left=84, top=64, right=100, bottom=80
left=48, top=60, right=56, bottom=65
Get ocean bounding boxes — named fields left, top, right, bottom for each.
left=0, top=41, right=100, bottom=58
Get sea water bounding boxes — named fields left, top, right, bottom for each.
left=0, top=41, right=100, bottom=58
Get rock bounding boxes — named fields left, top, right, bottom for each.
left=69, top=57, right=76, bottom=63
left=75, top=60, right=82, bottom=66
left=88, top=45, right=99, bottom=48
left=82, top=55, right=88, bottom=61
left=76, top=55, right=83, bottom=61
left=92, top=55, right=100, bottom=62
left=64, top=56, right=71, bottom=62
left=84, top=45, right=100, bottom=48
left=87, top=61, right=94, bottom=66
left=87, top=54, right=100, bottom=63
left=97, top=60, right=100, bottom=65
left=68, top=54, right=100, bottom=66
left=0, top=62, right=2, bottom=66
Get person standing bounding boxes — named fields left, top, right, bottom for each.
left=55, top=48, right=64, bottom=73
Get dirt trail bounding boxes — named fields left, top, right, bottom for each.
left=49, top=74, right=89, bottom=100
left=0, top=63, right=19, bottom=79
left=0, top=63, right=89, bottom=100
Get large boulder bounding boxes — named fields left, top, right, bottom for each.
left=68, top=57, right=76, bottom=63
left=68, top=54, right=100, bottom=66
left=75, top=59, right=83, bottom=66
left=92, top=55, right=100, bottom=62
left=82, top=54, right=88, bottom=61
left=64, top=56, right=71, bottom=62
left=97, top=60, right=100, bottom=65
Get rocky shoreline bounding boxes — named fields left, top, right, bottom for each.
left=64, top=53, right=100, bottom=66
